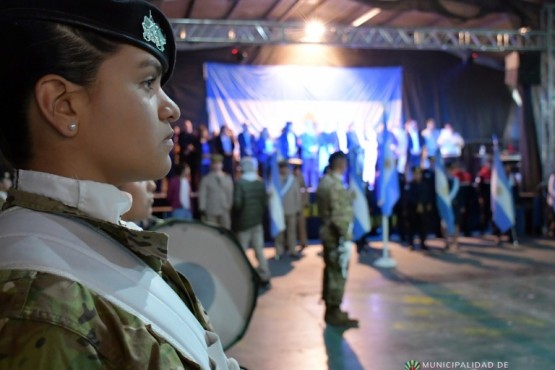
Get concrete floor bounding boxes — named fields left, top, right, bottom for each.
left=228, top=236, right=555, bottom=370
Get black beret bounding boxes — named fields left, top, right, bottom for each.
left=0, top=0, right=175, bottom=85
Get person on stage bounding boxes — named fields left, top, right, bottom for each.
left=316, top=151, right=358, bottom=327
left=406, top=120, right=425, bottom=171
left=318, top=122, right=340, bottom=177
left=198, top=124, right=213, bottom=177
left=178, top=119, right=201, bottom=190
left=300, top=119, right=319, bottom=188
left=279, top=121, right=299, bottom=160
left=0, top=1, right=239, bottom=368
left=238, top=122, right=256, bottom=158
left=256, top=127, right=274, bottom=179
left=421, top=118, right=440, bottom=163
left=438, top=123, right=465, bottom=158
left=213, top=125, right=236, bottom=176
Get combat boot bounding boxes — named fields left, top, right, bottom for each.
left=325, top=307, right=359, bottom=328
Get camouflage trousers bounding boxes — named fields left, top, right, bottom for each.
left=321, top=230, right=347, bottom=308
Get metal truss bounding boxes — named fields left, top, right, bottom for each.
left=171, top=19, right=546, bottom=52
left=540, top=4, right=555, bottom=181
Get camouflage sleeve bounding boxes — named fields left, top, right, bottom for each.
left=0, top=318, right=111, bottom=370
left=329, top=186, right=352, bottom=240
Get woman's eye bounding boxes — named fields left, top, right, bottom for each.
left=142, top=78, right=155, bottom=90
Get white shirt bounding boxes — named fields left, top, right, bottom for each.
left=179, top=178, right=191, bottom=210
left=438, top=129, right=465, bottom=158
left=16, top=170, right=132, bottom=225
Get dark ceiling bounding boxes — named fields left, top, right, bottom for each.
left=154, top=0, right=545, bottom=30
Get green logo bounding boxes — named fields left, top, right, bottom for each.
left=404, top=360, right=421, bottom=370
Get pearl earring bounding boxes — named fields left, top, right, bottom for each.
left=68, top=123, right=78, bottom=132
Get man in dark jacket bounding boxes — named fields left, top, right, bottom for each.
left=177, top=119, right=201, bottom=190
left=233, top=157, right=271, bottom=288
left=407, top=167, right=434, bottom=250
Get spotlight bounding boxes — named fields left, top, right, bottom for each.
left=231, top=48, right=247, bottom=62
left=178, top=27, right=187, bottom=40
left=304, top=20, right=326, bottom=42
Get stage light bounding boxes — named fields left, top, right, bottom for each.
left=231, top=48, right=247, bottom=62
left=519, top=27, right=530, bottom=34
left=304, top=20, right=326, bottom=42
left=352, top=8, right=381, bottom=27
left=178, top=27, right=187, bottom=40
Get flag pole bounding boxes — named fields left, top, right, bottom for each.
left=374, top=215, right=397, bottom=268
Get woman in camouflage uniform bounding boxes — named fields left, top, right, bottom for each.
left=0, top=1, right=239, bottom=369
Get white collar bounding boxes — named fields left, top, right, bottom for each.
left=15, top=170, right=132, bottom=225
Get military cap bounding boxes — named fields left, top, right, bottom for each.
left=211, top=154, right=224, bottom=164
left=0, top=0, right=175, bottom=85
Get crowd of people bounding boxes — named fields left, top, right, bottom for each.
left=158, top=117, right=525, bottom=290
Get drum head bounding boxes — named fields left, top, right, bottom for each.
left=152, top=220, right=259, bottom=349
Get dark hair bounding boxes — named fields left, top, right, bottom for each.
left=0, top=20, right=120, bottom=168
left=174, top=163, right=190, bottom=177
left=328, top=151, right=347, bottom=169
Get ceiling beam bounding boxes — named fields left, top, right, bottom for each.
left=185, top=0, right=197, bottom=18
left=278, top=0, right=305, bottom=22
left=262, top=0, right=284, bottom=20
left=223, top=0, right=242, bottom=20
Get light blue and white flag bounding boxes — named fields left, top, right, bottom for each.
left=435, top=153, right=456, bottom=235
left=265, top=153, right=285, bottom=238
left=377, top=127, right=400, bottom=217
left=491, top=139, right=515, bottom=233
left=349, top=148, right=371, bottom=240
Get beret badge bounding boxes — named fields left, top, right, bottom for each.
left=142, top=11, right=166, bottom=52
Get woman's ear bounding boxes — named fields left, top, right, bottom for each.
left=34, top=74, right=86, bottom=138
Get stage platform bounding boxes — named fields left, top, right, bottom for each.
left=228, top=236, right=555, bottom=370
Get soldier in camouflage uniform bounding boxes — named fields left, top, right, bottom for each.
left=316, top=151, right=359, bottom=327
left=0, top=1, right=240, bottom=369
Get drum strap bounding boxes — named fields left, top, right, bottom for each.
left=0, top=207, right=234, bottom=370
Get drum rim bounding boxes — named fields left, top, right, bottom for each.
left=151, top=218, right=260, bottom=350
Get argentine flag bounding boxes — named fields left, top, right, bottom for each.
left=435, top=153, right=456, bottom=235
left=265, top=153, right=285, bottom=238
left=491, top=144, right=515, bottom=233
left=349, top=148, right=371, bottom=240
left=377, top=127, right=400, bottom=217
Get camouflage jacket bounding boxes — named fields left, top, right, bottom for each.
left=0, top=189, right=213, bottom=370
left=316, top=172, right=355, bottom=240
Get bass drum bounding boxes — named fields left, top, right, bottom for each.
left=152, top=219, right=259, bottom=350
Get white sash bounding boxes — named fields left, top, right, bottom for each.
left=0, top=207, right=236, bottom=370
left=279, top=174, right=294, bottom=198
